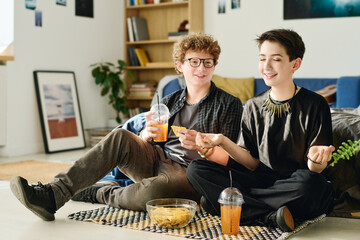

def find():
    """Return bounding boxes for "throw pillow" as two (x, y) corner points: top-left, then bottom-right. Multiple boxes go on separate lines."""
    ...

(212, 75), (254, 103)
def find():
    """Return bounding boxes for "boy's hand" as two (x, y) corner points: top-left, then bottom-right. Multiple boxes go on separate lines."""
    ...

(142, 111), (165, 142)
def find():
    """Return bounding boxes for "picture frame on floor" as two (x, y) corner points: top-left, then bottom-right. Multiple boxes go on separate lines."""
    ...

(34, 70), (86, 153)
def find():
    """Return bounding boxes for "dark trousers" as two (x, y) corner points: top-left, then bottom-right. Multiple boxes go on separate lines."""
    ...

(186, 159), (334, 224)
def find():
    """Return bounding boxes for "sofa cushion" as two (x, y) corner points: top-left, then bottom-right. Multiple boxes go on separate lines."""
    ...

(325, 107), (360, 218)
(212, 75), (254, 103)
(336, 76), (360, 108)
(254, 78), (338, 97)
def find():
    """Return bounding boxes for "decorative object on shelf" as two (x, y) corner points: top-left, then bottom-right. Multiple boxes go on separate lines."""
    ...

(33, 71), (86, 153)
(329, 139), (360, 167)
(90, 60), (135, 124)
(177, 20), (189, 32)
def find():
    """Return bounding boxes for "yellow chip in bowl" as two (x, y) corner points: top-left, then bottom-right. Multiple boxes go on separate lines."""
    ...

(171, 125), (186, 136)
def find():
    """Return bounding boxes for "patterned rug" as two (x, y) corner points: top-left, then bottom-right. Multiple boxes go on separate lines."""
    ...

(68, 205), (326, 240)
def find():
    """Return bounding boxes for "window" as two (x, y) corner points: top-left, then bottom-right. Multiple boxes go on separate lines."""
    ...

(0, 0), (14, 53)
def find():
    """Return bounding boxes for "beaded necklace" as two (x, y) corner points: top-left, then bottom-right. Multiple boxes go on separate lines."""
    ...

(262, 83), (298, 118)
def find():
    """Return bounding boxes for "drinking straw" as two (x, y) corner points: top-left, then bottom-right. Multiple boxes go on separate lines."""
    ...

(229, 169), (233, 233)
(156, 90), (160, 121)
(229, 170), (232, 189)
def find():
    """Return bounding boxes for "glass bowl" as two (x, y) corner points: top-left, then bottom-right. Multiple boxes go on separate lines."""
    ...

(146, 198), (197, 228)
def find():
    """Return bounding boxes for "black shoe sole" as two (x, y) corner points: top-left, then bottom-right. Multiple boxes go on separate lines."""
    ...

(10, 176), (55, 221)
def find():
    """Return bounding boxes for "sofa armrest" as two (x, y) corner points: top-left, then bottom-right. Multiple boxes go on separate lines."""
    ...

(336, 76), (360, 108)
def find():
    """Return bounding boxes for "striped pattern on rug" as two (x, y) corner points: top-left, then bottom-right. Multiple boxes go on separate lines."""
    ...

(68, 205), (325, 240)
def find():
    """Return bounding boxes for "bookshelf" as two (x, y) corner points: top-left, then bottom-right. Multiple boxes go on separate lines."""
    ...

(124, 0), (203, 109)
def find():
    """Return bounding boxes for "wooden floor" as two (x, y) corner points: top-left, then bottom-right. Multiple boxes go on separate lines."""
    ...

(1, 149), (360, 240)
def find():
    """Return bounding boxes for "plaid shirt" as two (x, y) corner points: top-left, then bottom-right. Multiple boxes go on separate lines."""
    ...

(161, 81), (243, 143)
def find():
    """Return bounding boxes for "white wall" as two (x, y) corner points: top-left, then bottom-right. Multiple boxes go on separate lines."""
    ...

(1, 0), (360, 157)
(0, 0), (123, 157)
(0, 67), (6, 146)
(204, 0), (360, 78)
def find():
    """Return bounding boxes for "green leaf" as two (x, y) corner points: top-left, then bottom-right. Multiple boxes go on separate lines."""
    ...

(127, 70), (135, 81)
(101, 87), (109, 96)
(91, 66), (100, 78)
(95, 71), (106, 85)
(101, 65), (110, 73)
(90, 63), (99, 68)
(118, 59), (126, 69)
(112, 87), (119, 97)
(104, 75), (113, 88)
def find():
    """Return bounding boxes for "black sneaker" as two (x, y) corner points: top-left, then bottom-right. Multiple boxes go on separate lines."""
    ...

(71, 184), (105, 203)
(265, 206), (294, 232)
(10, 176), (56, 221)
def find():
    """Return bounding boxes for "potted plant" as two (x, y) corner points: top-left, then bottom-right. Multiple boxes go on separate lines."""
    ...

(90, 59), (135, 124)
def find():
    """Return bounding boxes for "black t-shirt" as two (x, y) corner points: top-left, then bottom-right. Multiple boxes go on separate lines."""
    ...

(237, 87), (333, 176)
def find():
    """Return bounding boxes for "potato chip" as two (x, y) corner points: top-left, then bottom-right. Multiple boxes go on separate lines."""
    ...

(171, 126), (186, 136)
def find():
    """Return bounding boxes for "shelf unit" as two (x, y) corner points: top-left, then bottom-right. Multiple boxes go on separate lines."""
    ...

(124, 0), (203, 108)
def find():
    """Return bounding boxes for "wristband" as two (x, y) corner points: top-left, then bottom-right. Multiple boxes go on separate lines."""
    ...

(198, 148), (210, 158)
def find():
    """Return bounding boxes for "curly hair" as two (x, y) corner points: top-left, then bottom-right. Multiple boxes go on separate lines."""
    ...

(172, 32), (221, 72)
(256, 29), (305, 61)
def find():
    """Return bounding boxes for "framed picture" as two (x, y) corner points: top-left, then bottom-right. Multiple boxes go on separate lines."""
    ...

(284, 0), (360, 20)
(34, 71), (86, 153)
(75, 0), (94, 18)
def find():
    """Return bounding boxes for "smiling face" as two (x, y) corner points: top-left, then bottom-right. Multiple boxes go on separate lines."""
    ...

(176, 50), (215, 88)
(258, 40), (301, 88)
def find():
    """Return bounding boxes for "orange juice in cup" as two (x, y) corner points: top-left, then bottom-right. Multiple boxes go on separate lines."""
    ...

(220, 205), (242, 235)
(153, 124), (168, 142)
(218, 187), (244, 235)
(150, 104), (170, 142)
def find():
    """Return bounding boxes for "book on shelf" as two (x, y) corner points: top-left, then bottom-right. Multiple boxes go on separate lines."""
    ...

(128, 91), (156, 97)
(129, 87), (157, 92)
(127, 17), (135, 42)
(168, 31), (188, 39)
(134, 48), (150, 66)
(131, 16), (150, 41)
(131, 81), (157, 88)
(128, 47), (140, 66)
(127, 0), (155, 6)
(129, 107), (149, 118)
(128, 81), (157, 98)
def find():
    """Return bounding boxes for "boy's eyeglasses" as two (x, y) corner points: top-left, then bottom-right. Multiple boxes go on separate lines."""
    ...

(183, 58), (216, 68)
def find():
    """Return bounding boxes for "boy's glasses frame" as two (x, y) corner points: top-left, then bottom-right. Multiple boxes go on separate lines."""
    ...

(183, 58), (216, 68)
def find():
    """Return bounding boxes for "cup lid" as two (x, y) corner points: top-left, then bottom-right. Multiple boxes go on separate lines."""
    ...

(218, 187), (244, 205)
(150, 103), (170, 118)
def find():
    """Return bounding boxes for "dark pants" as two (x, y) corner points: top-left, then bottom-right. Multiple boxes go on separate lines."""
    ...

(50, 129), (200, 211)
(186, 159), (334, 224)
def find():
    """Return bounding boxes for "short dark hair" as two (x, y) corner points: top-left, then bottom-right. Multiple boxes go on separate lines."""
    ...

(256, 29), (305, 61)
